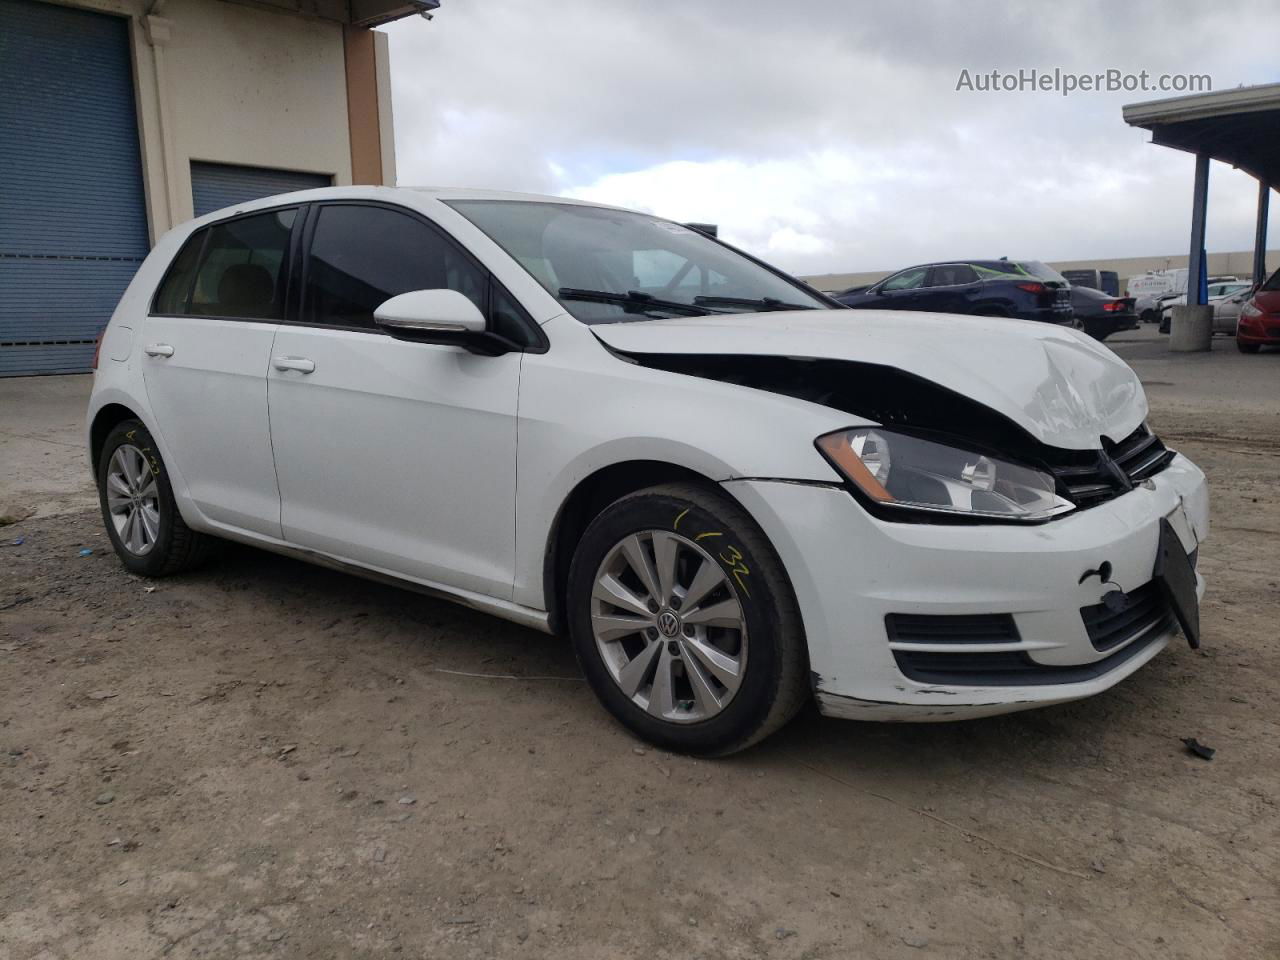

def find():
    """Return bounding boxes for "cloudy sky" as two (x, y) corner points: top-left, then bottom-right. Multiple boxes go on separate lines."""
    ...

(383, 0), (1277, 278)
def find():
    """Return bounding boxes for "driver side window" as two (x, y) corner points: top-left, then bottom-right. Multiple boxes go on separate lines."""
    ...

(880, 267), (928, 292)
(303, 204), (485, 330)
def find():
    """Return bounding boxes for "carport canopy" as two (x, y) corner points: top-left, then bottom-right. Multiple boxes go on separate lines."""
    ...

(1124, 83), (1280, 305)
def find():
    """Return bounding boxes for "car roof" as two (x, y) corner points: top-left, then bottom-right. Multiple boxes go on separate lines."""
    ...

(888, 259), (1039, 271)
(178, 185), (637, 234)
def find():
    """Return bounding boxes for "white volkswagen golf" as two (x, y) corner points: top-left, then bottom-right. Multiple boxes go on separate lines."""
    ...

(88, 187), (1209, 755)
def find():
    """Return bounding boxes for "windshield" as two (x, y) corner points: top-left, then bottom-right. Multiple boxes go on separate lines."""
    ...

(446, 200), (829, 324)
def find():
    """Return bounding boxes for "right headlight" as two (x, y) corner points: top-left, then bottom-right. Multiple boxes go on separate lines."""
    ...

(816, 427), (1075, 522)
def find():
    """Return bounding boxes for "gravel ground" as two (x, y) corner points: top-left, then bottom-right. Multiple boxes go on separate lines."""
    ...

(2, 335), (1278, 959)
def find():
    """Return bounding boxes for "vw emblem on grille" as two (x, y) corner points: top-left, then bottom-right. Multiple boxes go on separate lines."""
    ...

(656, 610), (681, 638)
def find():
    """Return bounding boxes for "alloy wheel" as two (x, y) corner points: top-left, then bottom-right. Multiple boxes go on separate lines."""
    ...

(106, 444), (161, 556)
(590, 529), (747, 724)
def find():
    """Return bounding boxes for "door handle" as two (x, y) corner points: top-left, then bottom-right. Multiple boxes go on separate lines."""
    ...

(273, 356), (315, 374)
(144, 343), (174, 358)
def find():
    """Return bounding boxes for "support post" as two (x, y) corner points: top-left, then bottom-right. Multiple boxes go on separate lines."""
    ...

(1187, 152), (1210, 306)
(1171, 153), (1214, 352)
(1253, 181), (1270, 286)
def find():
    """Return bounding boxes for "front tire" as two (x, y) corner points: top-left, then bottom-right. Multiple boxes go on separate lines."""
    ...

(1237, 340), (1261, 354)
(97, 419), (215, 576)
(566, 483), (808, 756)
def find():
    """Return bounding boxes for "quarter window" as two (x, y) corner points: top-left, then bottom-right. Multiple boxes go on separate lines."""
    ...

(153, 230), (206, 314)
(303, 205), (486, 329)
(490, 281), (535, 344)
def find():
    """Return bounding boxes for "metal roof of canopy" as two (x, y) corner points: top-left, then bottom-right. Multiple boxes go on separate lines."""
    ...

(1123, 83), (1280, 185)
(222, 0), (422, 27)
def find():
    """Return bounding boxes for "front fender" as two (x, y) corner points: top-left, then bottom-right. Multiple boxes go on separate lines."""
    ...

(510, 317), (856, 608)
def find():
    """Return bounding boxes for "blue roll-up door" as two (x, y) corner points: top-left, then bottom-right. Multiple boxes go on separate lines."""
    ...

(191, 162), (332, 218)
(0, 0), (150, 377)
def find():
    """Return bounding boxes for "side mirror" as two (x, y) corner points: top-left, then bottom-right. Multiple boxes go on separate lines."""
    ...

(373, 289), (509, 355)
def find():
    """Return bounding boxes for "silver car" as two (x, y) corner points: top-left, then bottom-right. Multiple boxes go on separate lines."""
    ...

(1213, 283), (1257, 335)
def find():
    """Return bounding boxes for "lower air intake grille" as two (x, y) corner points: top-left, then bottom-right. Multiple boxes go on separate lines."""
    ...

(891, 626), (1167, 686)
(885, 613), (1019, 645)
(1080, 580), (1174, 652)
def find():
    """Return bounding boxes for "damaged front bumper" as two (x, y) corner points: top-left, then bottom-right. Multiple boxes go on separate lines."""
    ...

(723, 454), (1209, 722)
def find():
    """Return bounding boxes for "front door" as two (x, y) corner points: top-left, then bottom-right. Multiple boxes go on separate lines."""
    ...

(141, 207), (298, 537)
(872, 266), (929, 309)
(267, 203), (522, 599)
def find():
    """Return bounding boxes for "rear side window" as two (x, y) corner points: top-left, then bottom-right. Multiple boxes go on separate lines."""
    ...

(928, 264), (978, 286)
(187, 209), (297, 319)
(303, 205), (486, 329)
(153, 231), (205, 314)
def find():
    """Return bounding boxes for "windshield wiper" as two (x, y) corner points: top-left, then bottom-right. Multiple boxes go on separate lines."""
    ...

(692, 295), (817, 312)
(558, 288), (718, 317)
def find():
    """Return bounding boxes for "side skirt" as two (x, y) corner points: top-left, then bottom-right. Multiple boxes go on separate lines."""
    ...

(199, 523), (553, 635)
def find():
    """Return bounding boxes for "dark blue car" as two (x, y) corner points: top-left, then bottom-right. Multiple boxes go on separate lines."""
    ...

(835, 259), (1073, 324)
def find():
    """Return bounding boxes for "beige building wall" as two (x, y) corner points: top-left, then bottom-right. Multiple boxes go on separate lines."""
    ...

(804, 249), (1279, 293)
(36, 0), (395, 244)
(146, 0), (353, 230)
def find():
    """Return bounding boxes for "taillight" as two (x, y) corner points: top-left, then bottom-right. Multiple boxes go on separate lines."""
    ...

(1016, 282), (1046, 294)
(91, 332), (104, 370)
(1103, 301), (1125, 312)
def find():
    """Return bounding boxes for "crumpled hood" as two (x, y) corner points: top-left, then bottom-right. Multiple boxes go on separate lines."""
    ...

(594, 310), (1147, 450)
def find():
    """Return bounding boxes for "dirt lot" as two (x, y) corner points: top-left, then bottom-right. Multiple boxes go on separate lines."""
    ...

(2, 329), (1278, 959)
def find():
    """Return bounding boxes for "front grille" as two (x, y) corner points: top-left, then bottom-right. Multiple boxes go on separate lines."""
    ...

(885, 613), (1019, 645)
(1080, 580), (1173, 652)
(892, 626), (1165, 686)
(1048, 424), (1175, 509)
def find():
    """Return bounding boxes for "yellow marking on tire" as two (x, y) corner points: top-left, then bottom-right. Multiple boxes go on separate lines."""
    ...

(718, 545), (751, 598)
(694, 531), (722, 541)
(674, 508), (689, 530)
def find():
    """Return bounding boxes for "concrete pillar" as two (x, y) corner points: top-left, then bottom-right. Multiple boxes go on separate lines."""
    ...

(1173, 152), (1213, 352)
(1170, 304), (1213, 351)
(1186, 153), (1210, 306)
(1253, 181), (1270, 286)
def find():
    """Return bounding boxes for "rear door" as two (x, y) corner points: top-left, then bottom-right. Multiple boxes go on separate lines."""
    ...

(141, 208), (298, 537)
(266, 202), (524, 599)
(918, 263), (981, 314)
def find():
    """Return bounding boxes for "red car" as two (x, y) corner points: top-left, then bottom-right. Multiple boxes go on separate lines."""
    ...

(1237, 268), (1280, 353)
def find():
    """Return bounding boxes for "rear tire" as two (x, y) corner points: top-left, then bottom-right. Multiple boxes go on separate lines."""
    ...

(97, 419), (216, 576)
(566, 482), (808, 756)
(1237, 341), (1261, 354)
